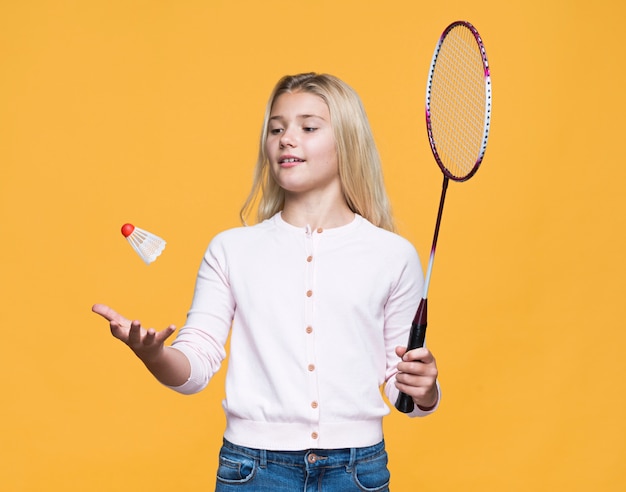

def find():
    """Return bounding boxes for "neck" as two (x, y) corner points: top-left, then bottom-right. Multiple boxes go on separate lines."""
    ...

(281, 194), (354, 230)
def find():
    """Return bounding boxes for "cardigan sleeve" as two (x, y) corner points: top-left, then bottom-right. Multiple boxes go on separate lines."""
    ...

(167, 235), (235, 395)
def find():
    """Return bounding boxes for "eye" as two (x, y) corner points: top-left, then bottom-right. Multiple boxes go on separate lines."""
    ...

(303, 127), (318, 132)
(269, 127), (283, 135)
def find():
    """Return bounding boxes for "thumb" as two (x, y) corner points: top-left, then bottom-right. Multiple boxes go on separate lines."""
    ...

(395, 346), (408, 359)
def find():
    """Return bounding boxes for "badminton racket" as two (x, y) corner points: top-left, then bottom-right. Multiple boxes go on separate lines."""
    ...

(396, 21), (492, 413)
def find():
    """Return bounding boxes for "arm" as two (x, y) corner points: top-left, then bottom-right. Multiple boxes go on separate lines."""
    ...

(92, 303), (191, 387)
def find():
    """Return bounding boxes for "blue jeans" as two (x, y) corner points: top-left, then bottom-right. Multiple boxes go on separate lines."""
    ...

(214, 439), (391, 491)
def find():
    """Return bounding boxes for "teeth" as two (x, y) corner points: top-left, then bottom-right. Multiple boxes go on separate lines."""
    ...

(282, 158), (302, 163)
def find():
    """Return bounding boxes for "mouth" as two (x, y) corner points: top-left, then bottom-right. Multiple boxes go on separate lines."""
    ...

(278, 156), (305, 167)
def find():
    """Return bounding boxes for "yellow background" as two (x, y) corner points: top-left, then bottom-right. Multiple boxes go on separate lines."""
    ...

(1, 1), (624, 490)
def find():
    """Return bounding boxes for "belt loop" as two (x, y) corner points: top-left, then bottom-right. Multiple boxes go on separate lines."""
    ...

(347, 447), (357, 472)
(260, 449), (267, 468)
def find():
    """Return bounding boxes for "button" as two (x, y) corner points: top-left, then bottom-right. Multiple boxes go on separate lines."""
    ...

(311, 432), (319, 440)
(306, 290), (313, 297)
(306, 255), (313, 262)
(308, 364), (315, 371)
(316, 228), (323, 233)
(305, 326), (313, 334)
(311, 401), (318, 409)
(308, 453), (318, 464)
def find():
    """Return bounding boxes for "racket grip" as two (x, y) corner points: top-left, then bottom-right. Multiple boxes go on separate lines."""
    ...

(394, 299), (428, 413)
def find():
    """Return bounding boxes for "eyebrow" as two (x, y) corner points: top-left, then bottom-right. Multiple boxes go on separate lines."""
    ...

(269, 114), (327, 122)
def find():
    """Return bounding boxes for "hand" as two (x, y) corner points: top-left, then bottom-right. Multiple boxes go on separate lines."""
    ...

(395, 346), (439, 410)
(92, 303), (176, 364)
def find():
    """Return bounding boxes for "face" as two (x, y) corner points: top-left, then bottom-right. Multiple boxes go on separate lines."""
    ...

(266, 91), (340, 198)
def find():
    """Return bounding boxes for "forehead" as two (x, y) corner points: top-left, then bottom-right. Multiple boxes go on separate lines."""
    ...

(270, 91), (329, 118)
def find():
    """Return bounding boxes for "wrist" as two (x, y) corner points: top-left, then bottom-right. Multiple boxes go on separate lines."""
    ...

(136, 345), (166, 366)
(416, 401), (437, 411)
(415, 388), (438, 411)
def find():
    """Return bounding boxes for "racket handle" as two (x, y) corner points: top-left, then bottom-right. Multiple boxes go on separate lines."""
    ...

(394, 298), (428, 413)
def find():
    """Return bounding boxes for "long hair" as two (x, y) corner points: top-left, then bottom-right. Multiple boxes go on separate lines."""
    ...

(240, 73), (395, 231)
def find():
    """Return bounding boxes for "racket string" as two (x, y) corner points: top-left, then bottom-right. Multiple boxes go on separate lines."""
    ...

(429, 25), (488, 180)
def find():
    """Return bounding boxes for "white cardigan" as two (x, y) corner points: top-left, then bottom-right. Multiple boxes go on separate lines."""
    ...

(169, 212), (439, 450)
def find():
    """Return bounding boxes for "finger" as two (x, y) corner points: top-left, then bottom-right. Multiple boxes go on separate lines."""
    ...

(395, 376), (425, 395)
(395, 366), (437, 390)
(128, 320), (142, 346)
(143, 328), (156, 346)
(397, 363), (437, 383)
(403, 347), (434, 364)
(92, 304), (129, 325)
(397, 360), (438, 382)
(395, 377), (438, 408)
(395, 376), (424, 398)
(396, 367), (438, 391)
(154, 325), (177, 344)
(395, 346), (408, 359)
(142, 325), (176, 346)
(109, 321), (128, 341)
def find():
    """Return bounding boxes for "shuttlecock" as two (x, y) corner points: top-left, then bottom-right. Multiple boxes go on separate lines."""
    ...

(121, 223), (166, 265)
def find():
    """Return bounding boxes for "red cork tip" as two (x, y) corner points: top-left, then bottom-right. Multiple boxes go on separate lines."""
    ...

(121, 223), (135, 238)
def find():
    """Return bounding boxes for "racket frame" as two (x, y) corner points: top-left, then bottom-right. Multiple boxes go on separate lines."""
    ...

(425, 20), (492, 183)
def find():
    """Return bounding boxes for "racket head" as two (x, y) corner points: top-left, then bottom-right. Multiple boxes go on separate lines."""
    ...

(425, 21), (492, 182)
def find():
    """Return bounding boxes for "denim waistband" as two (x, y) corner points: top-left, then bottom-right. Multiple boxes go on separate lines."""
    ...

(221, 438), (386, 470)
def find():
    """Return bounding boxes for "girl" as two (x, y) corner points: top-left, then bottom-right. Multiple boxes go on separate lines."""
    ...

(93, 72), (439, 491)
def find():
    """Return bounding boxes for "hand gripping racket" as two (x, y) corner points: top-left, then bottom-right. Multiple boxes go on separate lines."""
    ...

(395, 21), (492, 413)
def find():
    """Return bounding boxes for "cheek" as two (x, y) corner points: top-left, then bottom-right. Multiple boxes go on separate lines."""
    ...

(264, 138), (272, 158)
(323, 144), (339, 169)
(267, 159), (277, 179)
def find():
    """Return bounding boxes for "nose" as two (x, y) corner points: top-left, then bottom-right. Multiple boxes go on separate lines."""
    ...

(279, 128), (296, 148)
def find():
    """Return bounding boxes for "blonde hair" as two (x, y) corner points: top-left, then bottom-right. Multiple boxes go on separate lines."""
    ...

(240, 73), (395, 231)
